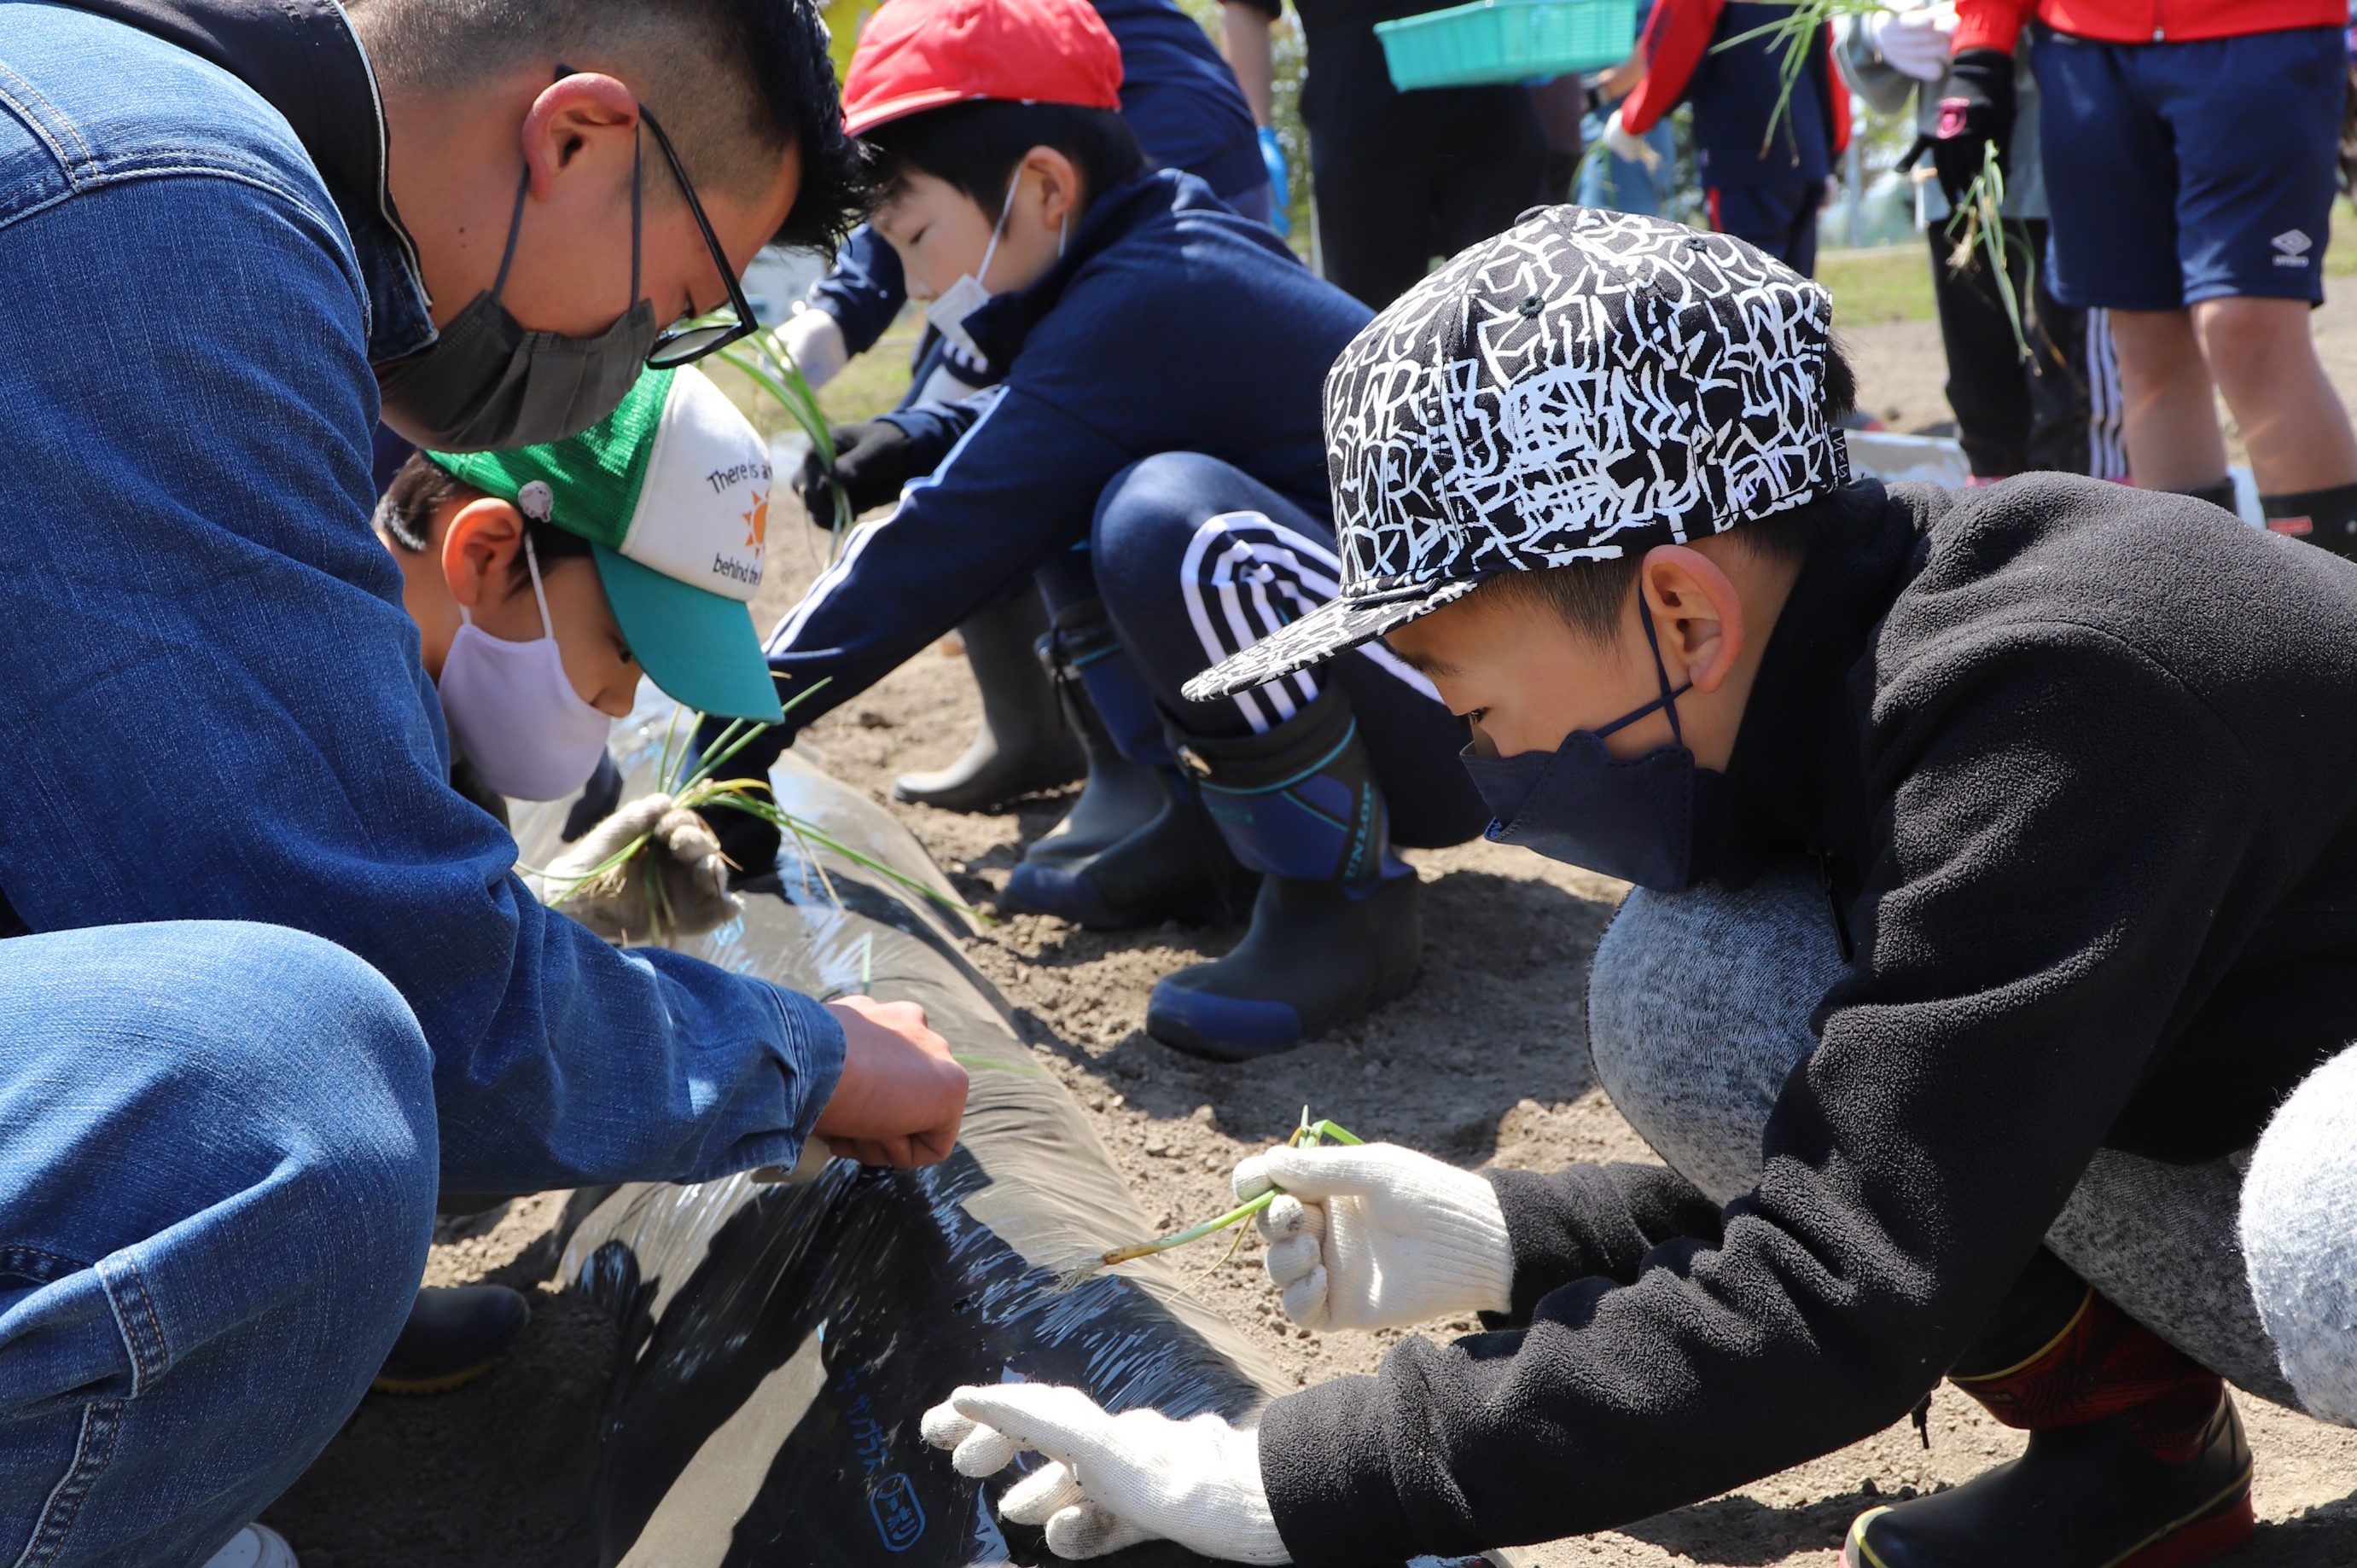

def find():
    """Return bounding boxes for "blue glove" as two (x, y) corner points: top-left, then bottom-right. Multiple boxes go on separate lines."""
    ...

(1257, 125), (1291, 238)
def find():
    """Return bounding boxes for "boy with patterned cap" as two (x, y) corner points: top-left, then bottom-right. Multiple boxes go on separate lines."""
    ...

(377, 363), (785, 938)
(724, 0), (1494, 1061)
(918, 208), (2357, 1568)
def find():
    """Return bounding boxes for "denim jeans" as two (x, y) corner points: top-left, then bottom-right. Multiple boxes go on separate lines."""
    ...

(1, 923), (439, 1567)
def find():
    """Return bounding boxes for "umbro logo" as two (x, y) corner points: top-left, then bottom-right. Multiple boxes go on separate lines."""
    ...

(2273, 229), (2313, 267)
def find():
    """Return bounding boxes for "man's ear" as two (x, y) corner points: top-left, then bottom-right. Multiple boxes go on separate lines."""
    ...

(520, 72), (639, 201)
(1638, 543), (1746, 693)
(442, 498), (527, 612)
(1021, 147), (1086, 236)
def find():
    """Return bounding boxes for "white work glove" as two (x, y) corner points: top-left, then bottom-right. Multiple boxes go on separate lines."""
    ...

(1233, 1141), (1514, 1333)
(1865, 3), (1958, 81)
(542, 792), (740, 942)
(775, 302), (849, 389)
(922, 1384), (1289, 1563)
(1603, 108), (1663, 172)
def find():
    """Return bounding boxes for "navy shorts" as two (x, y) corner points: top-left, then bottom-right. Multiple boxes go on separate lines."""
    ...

(2034, 25), (2347, 310)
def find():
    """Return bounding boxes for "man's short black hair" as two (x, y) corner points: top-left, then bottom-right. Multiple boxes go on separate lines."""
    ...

(351, 0), (864, 253)
(1475, 338), (1862, 641)
(863, 100), (1145, 218)
(375, 453), (595, 593)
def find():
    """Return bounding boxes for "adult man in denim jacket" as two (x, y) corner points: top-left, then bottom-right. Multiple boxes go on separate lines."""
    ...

(0, 3), (967, 1562)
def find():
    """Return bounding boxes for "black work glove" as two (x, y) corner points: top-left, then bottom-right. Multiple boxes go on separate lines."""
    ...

(690, 710), (793, 886)
(798, 418), (924, 526)
(1898, 49), (2015, 210)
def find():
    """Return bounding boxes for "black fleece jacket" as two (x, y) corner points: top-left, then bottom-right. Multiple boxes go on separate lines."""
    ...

(1259, 474), (2357, 1561)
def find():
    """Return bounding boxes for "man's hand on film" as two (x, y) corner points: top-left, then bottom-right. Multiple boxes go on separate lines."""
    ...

(1231, 1141), (1515, 1333)
(544, 793), (739, 942)
(814, 994), (966, 1167)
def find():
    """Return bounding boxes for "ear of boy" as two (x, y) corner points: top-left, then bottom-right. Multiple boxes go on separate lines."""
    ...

(441, 497), (529, 619)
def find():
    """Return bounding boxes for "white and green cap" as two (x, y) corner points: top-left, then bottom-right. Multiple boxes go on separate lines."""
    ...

(428, 367), (783, 723)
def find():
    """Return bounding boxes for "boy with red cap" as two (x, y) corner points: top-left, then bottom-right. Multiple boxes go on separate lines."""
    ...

(720, 0), (1493, 1062)
(773, 0), (1272, 821)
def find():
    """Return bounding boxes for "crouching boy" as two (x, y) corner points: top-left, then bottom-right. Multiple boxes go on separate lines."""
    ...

(917, 210), (2357, 1568)
(350, 365), (794, 1393)
(728, 0), (1489, 1061)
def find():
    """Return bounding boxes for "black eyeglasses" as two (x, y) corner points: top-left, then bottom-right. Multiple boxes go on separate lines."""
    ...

(637, 102), (759, 369)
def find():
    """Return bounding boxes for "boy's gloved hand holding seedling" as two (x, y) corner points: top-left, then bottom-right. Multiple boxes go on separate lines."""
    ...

(544, 793), (739, 942)
(1233, 1141), (1514, 1332)
(921, 1384), (1289, 1563)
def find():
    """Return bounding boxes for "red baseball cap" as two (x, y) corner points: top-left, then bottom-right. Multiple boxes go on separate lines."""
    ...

(841, 0), (1124, 137)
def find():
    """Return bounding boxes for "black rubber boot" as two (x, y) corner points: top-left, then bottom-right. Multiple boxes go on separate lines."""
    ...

(1844, 1286), (2255, 1568)
(892, 590), (1082, 812)
(371, 1284), (532, 1395)
(1002, 601), (1256, 927)
(1147, 687), (1422, 1061)
(2261, 480), (2357, 560)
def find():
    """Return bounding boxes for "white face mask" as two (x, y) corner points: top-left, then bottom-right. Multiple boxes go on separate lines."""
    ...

(437, 535), (614, 801)
(924, 173), (1068, 364)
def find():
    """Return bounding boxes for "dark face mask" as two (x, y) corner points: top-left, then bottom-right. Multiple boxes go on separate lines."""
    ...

(376, 134), (659, 452)
(1458, 597), (1724, 891)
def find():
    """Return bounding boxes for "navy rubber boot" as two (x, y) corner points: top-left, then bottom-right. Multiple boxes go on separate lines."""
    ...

(371, 1284), (532, 1395)
(1002, 598), (1255, 927)
(1147, 686), (1421, 1061)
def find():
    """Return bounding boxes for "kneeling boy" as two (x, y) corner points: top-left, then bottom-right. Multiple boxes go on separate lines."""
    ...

(733, 0), (1488, 1060)
(359, 364), (793, 1390)
(921, 211), (2357, 1568)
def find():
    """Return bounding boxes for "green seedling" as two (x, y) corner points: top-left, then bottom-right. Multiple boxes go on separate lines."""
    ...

(711, 325), (857, 561)
(1055, 1109), (1365, 1292)
(528, 678), (993, 940)
(1941, 142), (2037, 362)
(1704, 12), (2040, 360)
(1714, 0), (1894, 157)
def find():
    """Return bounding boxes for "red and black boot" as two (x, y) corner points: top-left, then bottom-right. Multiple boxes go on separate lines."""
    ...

(1847, 1273), (2254, 1568)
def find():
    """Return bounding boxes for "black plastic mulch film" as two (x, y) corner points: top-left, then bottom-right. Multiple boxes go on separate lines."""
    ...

(512, 699), (1507, 1568)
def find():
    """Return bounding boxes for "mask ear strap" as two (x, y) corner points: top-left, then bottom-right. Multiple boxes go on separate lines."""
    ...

(629, 121), (644, 304)
(1590, 593), (1695, 745)
(522, 533), (557, 641)
(1637, 595), (1685, 746)
(491, 164), (531, 302)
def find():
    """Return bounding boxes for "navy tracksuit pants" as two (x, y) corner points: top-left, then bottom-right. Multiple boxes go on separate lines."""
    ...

(1033, 451), (1490, 851)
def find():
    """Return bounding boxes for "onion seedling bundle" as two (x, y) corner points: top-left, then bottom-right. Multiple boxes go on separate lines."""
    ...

(531, 680), (991, 941)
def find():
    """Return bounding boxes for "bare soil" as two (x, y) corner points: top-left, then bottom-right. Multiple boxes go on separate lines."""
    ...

(265, 307), (2357, 1568)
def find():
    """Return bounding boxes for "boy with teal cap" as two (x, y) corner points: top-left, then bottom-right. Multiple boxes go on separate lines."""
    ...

(393, 361), (786, 780)
(365, 363), (794, 1388)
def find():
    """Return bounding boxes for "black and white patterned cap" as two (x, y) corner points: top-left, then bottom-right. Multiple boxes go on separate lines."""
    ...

(1184, 207), (1849, 701)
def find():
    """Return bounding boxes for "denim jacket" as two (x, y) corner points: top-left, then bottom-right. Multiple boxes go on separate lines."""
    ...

(0, 2), (844, 1190)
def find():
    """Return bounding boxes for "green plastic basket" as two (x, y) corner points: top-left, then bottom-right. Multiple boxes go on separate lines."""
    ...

(1374, 0), (1638, 90)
